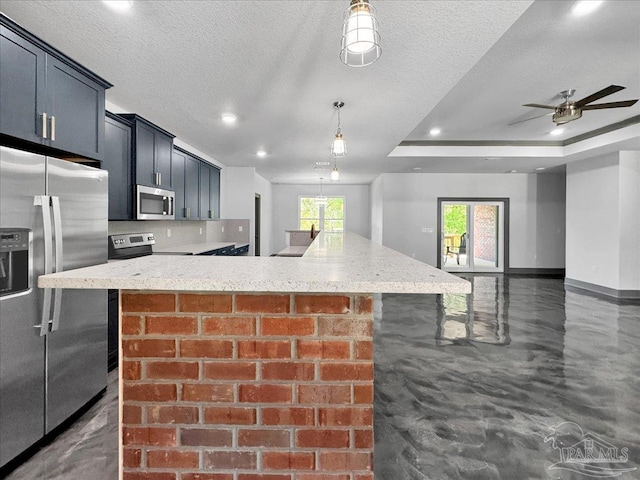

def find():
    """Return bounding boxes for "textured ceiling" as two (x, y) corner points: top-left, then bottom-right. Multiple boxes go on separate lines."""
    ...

(1, 1), (638, 183)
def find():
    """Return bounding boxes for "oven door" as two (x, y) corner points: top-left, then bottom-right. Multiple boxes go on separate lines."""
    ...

(136, 185), (175, 220)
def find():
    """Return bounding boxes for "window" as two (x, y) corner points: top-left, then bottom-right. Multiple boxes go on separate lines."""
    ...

(299, 196), (345, 232)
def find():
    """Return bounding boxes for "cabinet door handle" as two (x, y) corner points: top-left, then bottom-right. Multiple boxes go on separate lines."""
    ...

(42, 112), (48, 139)
(50, 116), (56, 141)
(155, 172), (162, 186)
(187, 207), (191, 218)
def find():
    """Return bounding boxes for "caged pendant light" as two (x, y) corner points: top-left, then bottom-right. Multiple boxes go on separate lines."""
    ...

(331, 101), (347, 158)
(340, 0), (381, 67)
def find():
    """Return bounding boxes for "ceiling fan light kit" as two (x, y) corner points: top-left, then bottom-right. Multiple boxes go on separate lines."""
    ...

(523, 85), (638, 125)
(340, 0), (381, 67)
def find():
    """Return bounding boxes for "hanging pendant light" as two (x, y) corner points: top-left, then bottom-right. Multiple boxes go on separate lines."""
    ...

(315, 177), (328, 206)
(331, 162), (340, 181)
(340, 0), (381, 67)
(331, 101), (347, 158)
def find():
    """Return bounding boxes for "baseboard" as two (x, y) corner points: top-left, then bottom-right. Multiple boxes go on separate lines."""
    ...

(506, 268), (566, 277)
(564, 278), (640, 300)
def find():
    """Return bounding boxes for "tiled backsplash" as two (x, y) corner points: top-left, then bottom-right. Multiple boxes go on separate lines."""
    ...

(108, 219), (250, 250)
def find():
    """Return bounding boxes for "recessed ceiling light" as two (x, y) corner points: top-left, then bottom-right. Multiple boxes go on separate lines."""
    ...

(315, 161), (331, 166)
(429, 127), (441, 136)
(535, 167), (546, 171)
(572, 0), (603, 16)
(413, 167), (422, 171)
(550, 127), (564, 136)
(509, 170), (518, 173)
(221, 113), (237, 124)
(102, 0), (134, 12)
(256, 150), (267, 157)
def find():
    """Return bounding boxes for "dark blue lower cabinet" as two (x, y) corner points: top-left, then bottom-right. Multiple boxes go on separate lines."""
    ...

(233, 245), (249, 256)
(197, 246), (241, 256)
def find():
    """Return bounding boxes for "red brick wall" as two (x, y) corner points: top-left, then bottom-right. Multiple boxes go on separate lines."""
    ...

(120, 291), (374, 480)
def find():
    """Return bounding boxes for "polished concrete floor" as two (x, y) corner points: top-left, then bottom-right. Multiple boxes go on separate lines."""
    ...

(4, 276), (639, 480)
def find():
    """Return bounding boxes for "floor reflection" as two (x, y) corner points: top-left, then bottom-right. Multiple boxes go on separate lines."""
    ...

(436, 276), (510, 346)
(374, 276), (640, 480)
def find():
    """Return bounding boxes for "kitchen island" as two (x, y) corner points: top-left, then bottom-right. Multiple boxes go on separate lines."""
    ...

(39, 232), (470, 480)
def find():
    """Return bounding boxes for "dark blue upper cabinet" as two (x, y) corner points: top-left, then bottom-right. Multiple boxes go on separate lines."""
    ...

(119, 114), (175, 190)
(0, 24), (46, 145)
(0, 14), (111, 160)
(184, 155), (200, 219)
(172, 147), (202, 221)
(104, 113), (133, 220)
(172, 148), (187, 220)
(199, 161), (221, 220)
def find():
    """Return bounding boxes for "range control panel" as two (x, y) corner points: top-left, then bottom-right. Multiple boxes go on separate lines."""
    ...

(108, 233), (155, 260)
(109, 233), (155, 250)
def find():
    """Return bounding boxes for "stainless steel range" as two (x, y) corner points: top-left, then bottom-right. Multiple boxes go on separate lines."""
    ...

(106, 233), (156, 371)
(107, 232), (155, 260)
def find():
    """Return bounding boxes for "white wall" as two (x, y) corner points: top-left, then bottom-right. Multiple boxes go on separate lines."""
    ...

(566, 154), (621, 289)
(370, 175), (383, 245)
(618, 151), (640, 289)
(220, 167), (273, 256)
(566, 151), (640, 291)
(270, 184), (371, 254)
(377, 172), (566, 268)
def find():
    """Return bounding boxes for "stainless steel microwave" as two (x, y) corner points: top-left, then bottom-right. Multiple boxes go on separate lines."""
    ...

(136, 185), (175, 220)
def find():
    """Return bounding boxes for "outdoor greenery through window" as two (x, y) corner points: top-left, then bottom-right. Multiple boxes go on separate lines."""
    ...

(299, 196), (345, 233)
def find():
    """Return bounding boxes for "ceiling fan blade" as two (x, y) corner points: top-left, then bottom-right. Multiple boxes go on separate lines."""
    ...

(582, 99), (638, 110)
(523, 103), (556, 109)
(508, 112), (553, 125)
(574, 85), (625, 108)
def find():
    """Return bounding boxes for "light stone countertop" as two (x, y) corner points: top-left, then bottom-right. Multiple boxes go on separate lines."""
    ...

(276, 246), (309, 257)
(39, 232), (471, 294)
(153, 241), (236, 255)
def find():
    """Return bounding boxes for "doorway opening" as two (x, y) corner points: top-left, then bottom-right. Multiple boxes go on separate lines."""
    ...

(254, 194), (261, 257)
(437, 198), (509, 273)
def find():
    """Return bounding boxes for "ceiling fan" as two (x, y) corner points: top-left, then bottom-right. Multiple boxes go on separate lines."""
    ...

(515, 85), (638, 125)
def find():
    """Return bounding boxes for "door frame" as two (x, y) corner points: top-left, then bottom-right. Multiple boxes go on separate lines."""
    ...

(436, 197), (510, 271)
(254, 193), (261, 257)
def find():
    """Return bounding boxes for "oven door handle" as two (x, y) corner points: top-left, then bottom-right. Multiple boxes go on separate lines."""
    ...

(33, 195), (53, 336)
(50, 196), (63, 332)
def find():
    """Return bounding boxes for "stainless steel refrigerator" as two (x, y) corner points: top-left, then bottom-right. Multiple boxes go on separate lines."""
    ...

(0, 146), (108, 469)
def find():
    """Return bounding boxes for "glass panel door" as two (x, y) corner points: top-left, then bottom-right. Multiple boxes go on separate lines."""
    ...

(442, 203), (469, 268)
(441, 201), (504, 273)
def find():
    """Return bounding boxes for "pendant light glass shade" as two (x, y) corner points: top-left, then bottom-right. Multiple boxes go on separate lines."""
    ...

(331, 101), (347, 158)
(340, 0), (381, 67)
(331, 133), (346, 157)
(331, 164), (340, 181)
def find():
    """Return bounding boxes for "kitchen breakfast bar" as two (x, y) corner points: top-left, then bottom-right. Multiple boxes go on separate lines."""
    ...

(39, 232), (470, 480)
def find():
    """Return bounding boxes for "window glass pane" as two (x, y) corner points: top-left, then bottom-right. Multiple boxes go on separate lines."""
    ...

(300, 219), (319, 230)
(324, 219), (344, 232)
(324, 197), (344, 220)
(299, 197), (320, 230)
(298, 196), (345, 233)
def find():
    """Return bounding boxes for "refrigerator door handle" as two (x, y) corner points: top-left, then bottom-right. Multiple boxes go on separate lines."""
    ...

(50, 196), (63, 332)
(34, 195), (53, 336)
